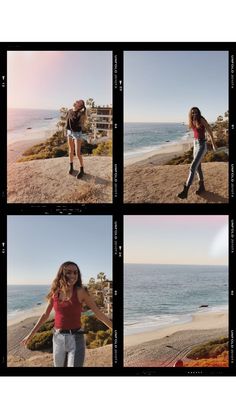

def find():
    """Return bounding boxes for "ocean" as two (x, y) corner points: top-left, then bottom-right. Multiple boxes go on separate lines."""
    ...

(8, 285), (51, 321)
(8, 108), (60, 144)
(124, 264), (228, 336)
(124, 122), (192, 161)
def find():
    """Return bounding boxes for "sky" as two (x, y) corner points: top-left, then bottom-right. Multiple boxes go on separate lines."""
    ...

(7, 216), (112, 285)
(7, 51), (112, 109)
(124, 215), (228, 266)
(124, 51), (228, 123)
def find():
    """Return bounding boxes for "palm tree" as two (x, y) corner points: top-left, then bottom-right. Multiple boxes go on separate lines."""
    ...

(97, 272), (106, 287)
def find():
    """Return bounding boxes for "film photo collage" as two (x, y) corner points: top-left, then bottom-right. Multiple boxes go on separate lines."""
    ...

(0, 43), (235, 376)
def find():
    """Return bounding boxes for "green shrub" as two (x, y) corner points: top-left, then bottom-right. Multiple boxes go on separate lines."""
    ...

(81, 314), (108, 332)
(27, 330), (53, 351)
(203, 151), (228, 162)
(92, 140), (112, 156)
(38, 319), (54, 332)
(187, 337), (228, 360)
(90, 339), (103, 349)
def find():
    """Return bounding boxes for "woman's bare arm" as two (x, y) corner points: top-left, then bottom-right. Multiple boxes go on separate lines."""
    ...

(201, 118), (216, 150)
(20, 299), (54, 346)
(78, 288), (112, 329)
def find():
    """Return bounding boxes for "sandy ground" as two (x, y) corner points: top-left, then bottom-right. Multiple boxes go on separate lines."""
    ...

(124, 311), (228, 367)
(7, 315), (112, 367)
(124, 158), (228, 203)
(7, 140), (112, 203)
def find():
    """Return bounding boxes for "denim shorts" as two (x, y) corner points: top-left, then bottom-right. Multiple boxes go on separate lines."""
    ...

(67, 129), (82, 140)
(53, 329), (85, 367)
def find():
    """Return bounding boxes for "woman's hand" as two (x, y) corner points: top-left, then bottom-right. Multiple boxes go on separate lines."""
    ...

(20, 334), (33, 347)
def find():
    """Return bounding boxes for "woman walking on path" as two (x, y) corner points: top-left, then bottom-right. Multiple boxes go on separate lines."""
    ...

(21, 261), (112, 367)
(178, 107), (216, 199)
(66, 100), (87, 179)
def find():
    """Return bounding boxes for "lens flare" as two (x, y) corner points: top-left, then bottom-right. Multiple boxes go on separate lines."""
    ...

(209, 224), (228, 258)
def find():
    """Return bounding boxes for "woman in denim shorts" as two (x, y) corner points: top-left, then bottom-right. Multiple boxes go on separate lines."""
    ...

(178, 107), (217, 199)
(21, 261), (112, 367)
(66, 100), (87, 179)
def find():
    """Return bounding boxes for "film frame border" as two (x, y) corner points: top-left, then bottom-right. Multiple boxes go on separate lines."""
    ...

(0, 41), (235, 376)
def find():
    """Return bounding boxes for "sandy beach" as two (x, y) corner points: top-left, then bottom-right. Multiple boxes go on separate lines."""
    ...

(124, 311), (228, 367)
(7, 140), (112, 203)
(7, 314), (112, 367)
(124, 139), (193, 167)
(124, 154), (228, 203)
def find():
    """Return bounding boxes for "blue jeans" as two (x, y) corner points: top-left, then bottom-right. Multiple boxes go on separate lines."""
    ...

(186, 139), (207, 187)
(53, 330), (85, 367)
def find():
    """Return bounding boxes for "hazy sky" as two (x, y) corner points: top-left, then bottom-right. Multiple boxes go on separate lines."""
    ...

(124, 215), (228, 265)
(8, 216), (112, 285)
(124, 51), (228, 122)
(8, 51), (112, 109)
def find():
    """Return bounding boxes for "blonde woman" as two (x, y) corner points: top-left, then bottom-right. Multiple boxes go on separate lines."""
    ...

(178, 107), (216, 199)
(66, 100), (87, 178)
(21, 261), (112, 367)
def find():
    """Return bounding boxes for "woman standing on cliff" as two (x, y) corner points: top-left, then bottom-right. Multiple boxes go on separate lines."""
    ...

(177, 107), (216, 199)
(66, 100), (87, 179)
(21, 261), (112, 367)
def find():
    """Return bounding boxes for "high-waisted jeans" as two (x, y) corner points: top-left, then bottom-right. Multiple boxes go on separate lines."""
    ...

(53, 330), (85, 367)
(186, 139), (207, 187)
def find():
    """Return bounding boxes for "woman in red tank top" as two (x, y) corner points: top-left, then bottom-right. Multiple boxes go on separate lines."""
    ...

(21, 261), (112, 367)
(178, 107), (216, 199)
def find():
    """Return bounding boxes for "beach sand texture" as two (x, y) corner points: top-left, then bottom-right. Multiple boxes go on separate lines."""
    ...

(124, 311), (228, 367)
(8, 316), (112, 367)
(8, 153), (112, 204)
(124, 159), (228, 203)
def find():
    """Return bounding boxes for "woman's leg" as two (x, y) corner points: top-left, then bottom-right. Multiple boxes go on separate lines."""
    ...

(67, 334), (85, 367)
(53, 333), (67, 367)
(75, 139), (84, 168)
(68, 137), (75, 174)
(196, 163), (204, 182)
(186, 141), (207, 187)
(75, 139), (84, 178)
(68, 137), (75, 163)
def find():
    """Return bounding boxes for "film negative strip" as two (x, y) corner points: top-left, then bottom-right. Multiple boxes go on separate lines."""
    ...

(0, 42), (235, 376)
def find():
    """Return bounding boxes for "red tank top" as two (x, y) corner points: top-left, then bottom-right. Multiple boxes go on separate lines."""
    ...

(192, 124), (205, 139)
(53, 286), (82, 329)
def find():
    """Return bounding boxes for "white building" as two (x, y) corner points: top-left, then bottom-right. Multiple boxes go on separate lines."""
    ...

(88, 106), (112, 143)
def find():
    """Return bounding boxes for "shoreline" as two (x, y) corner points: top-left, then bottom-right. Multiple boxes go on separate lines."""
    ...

(125, 310), (228, 347)
(8, 303), (49, 326)
(124, 138), (193, 167)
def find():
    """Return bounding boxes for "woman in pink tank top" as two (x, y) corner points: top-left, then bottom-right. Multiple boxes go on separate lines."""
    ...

(178, 107), (216, 199)
(20, 261), (112, 367)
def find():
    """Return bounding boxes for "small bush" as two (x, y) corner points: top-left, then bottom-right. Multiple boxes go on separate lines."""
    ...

(27, 330), (53, 351)
(187, 337), (228, 360)
(81, 314), (108, 332)
(38, 319), (54, 332)
(92, 141), (112, 156)
(203, 151), (228, 162)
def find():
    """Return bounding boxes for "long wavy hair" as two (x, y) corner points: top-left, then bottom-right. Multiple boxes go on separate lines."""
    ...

(189, 107), (205, 129)
(74, 99), (87, 130)
(47, 261), (82, 301)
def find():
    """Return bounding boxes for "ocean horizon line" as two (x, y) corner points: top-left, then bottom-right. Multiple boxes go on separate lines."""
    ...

(125, 121), (186, 124)
(124, 262), (228, 267)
